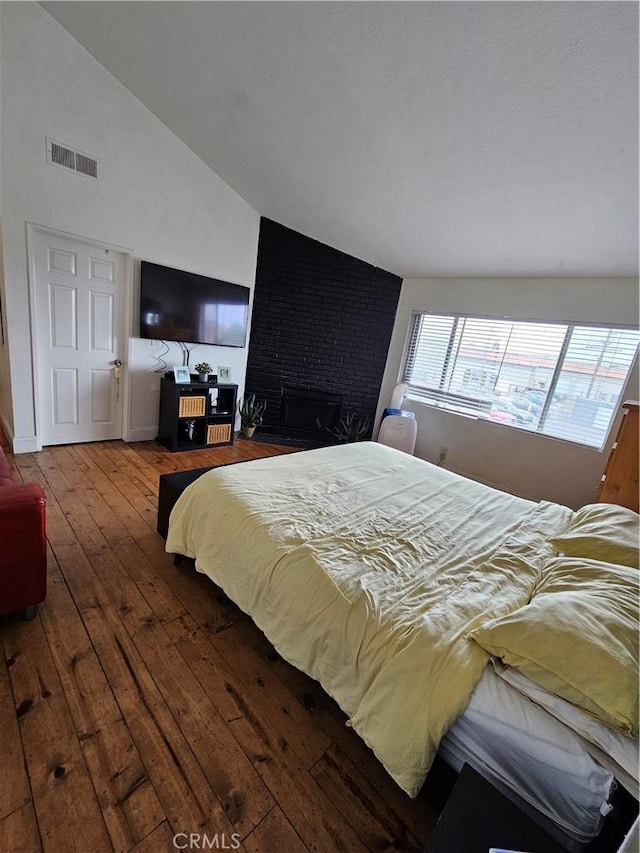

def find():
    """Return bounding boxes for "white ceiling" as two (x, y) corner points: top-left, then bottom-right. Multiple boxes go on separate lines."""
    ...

(42, 1), (638, 278)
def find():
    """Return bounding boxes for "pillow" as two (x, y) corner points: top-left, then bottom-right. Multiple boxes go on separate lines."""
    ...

(549, 503), (639, 569)
(470, 557), (639, 736)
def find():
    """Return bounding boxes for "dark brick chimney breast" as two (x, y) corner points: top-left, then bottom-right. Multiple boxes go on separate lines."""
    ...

(245, 219), (402, 440)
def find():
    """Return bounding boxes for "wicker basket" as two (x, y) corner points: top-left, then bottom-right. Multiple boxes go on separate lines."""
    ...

(178, 396), (206, 418)
(206, 423), (232, 445)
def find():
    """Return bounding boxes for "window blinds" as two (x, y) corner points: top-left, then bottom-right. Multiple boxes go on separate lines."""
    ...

(402, 313), (639, 449)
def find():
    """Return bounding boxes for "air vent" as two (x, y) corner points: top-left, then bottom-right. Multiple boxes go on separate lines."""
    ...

(46, 137), (99, 180)
(75, 153), (98, 179)
(51, 141), (75, 170)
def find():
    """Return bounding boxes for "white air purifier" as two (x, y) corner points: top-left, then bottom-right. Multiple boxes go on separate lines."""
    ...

(377, 414), (418, 454)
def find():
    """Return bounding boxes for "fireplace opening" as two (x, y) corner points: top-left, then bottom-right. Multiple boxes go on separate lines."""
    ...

(279, 386), (343, 437)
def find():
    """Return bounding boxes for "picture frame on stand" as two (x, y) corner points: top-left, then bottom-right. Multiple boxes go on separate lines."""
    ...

(173, 366), (191, 383)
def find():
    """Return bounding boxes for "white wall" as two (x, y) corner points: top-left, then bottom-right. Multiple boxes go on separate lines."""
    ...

(0, 3), (260, 450)
(378, 277), (639, 509)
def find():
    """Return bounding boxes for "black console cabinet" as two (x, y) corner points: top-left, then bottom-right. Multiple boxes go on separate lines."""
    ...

(157, 378), (238, 452)
(425, 764), (566, 853)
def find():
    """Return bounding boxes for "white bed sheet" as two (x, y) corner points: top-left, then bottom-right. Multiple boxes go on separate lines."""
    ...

(492, 660), (639, 800)
(439, 665), (616, 846)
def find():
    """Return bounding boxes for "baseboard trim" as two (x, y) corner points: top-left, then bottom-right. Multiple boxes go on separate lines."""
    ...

(12, 434), (40, 454)
(1, 409), (43, 453)
(127, 426), (158, 443)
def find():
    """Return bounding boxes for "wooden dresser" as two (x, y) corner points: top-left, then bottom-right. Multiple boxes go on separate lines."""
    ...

(596, 401), (639, 512)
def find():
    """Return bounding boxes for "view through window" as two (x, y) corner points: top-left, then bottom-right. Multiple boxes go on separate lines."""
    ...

(402, 313), (639, 448)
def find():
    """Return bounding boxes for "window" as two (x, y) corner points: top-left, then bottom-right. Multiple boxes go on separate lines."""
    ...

(402, 313), (639, 449)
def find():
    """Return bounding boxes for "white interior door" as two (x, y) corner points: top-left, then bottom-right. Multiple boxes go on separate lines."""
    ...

(32, 230), (125, 446)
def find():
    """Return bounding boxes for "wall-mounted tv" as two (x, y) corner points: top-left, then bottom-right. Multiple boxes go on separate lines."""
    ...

(139, 260), (250, 347)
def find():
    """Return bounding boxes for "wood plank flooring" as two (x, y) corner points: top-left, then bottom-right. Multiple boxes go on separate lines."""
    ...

(0, 438), (437, 853)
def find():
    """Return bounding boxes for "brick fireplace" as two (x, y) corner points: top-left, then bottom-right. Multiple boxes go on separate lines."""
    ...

(244, 219), (402, 442)
(279, 387), (343, 439)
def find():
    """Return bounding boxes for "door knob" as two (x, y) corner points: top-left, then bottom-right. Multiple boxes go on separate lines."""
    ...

(112, 359), (123, 400)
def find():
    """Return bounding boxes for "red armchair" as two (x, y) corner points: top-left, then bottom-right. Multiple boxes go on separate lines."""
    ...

(0, 446), (47, 619)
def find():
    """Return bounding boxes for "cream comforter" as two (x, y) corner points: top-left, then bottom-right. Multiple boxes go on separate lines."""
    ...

(166, 442), (572, 796)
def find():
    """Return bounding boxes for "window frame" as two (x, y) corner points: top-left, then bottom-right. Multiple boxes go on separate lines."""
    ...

(400, 310), (640, 451)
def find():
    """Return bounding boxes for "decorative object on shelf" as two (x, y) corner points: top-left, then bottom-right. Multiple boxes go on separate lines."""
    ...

(173, 365), (191, 383)
(194, 362), (213, 382)
(330, 411), (370, 443)
(217, 366), (231, 382)
(238, 393), (267, 438)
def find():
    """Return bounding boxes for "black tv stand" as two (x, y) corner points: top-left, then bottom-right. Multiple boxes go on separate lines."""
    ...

(156, 378), (238, 452)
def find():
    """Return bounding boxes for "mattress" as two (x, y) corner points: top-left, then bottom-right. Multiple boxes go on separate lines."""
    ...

(439, 665), (616, 847)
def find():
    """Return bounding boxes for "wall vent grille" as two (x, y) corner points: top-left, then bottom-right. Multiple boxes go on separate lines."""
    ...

(46, 138), (99, 180)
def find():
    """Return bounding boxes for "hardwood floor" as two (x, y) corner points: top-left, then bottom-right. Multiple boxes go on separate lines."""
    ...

(0, 438), (437, 853)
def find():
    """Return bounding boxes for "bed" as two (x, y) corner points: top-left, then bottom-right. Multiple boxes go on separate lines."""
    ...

(165, 440), (639, 848)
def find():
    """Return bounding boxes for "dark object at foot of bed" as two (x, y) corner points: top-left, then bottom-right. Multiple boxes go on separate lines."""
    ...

(173, 554), (195, 567)
(158, 466), (214, 539)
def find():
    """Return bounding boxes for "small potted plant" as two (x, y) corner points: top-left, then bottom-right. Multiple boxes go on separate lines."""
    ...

(329, 411), (371, 443)
(194, 362), (212, 382)
(238, 393), (267, 438)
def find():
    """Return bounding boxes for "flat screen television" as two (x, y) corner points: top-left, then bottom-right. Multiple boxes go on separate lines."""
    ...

(139, 260), (250, 347)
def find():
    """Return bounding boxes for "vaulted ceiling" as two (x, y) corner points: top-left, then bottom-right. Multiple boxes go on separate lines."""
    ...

(42, 1), (638, 278)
